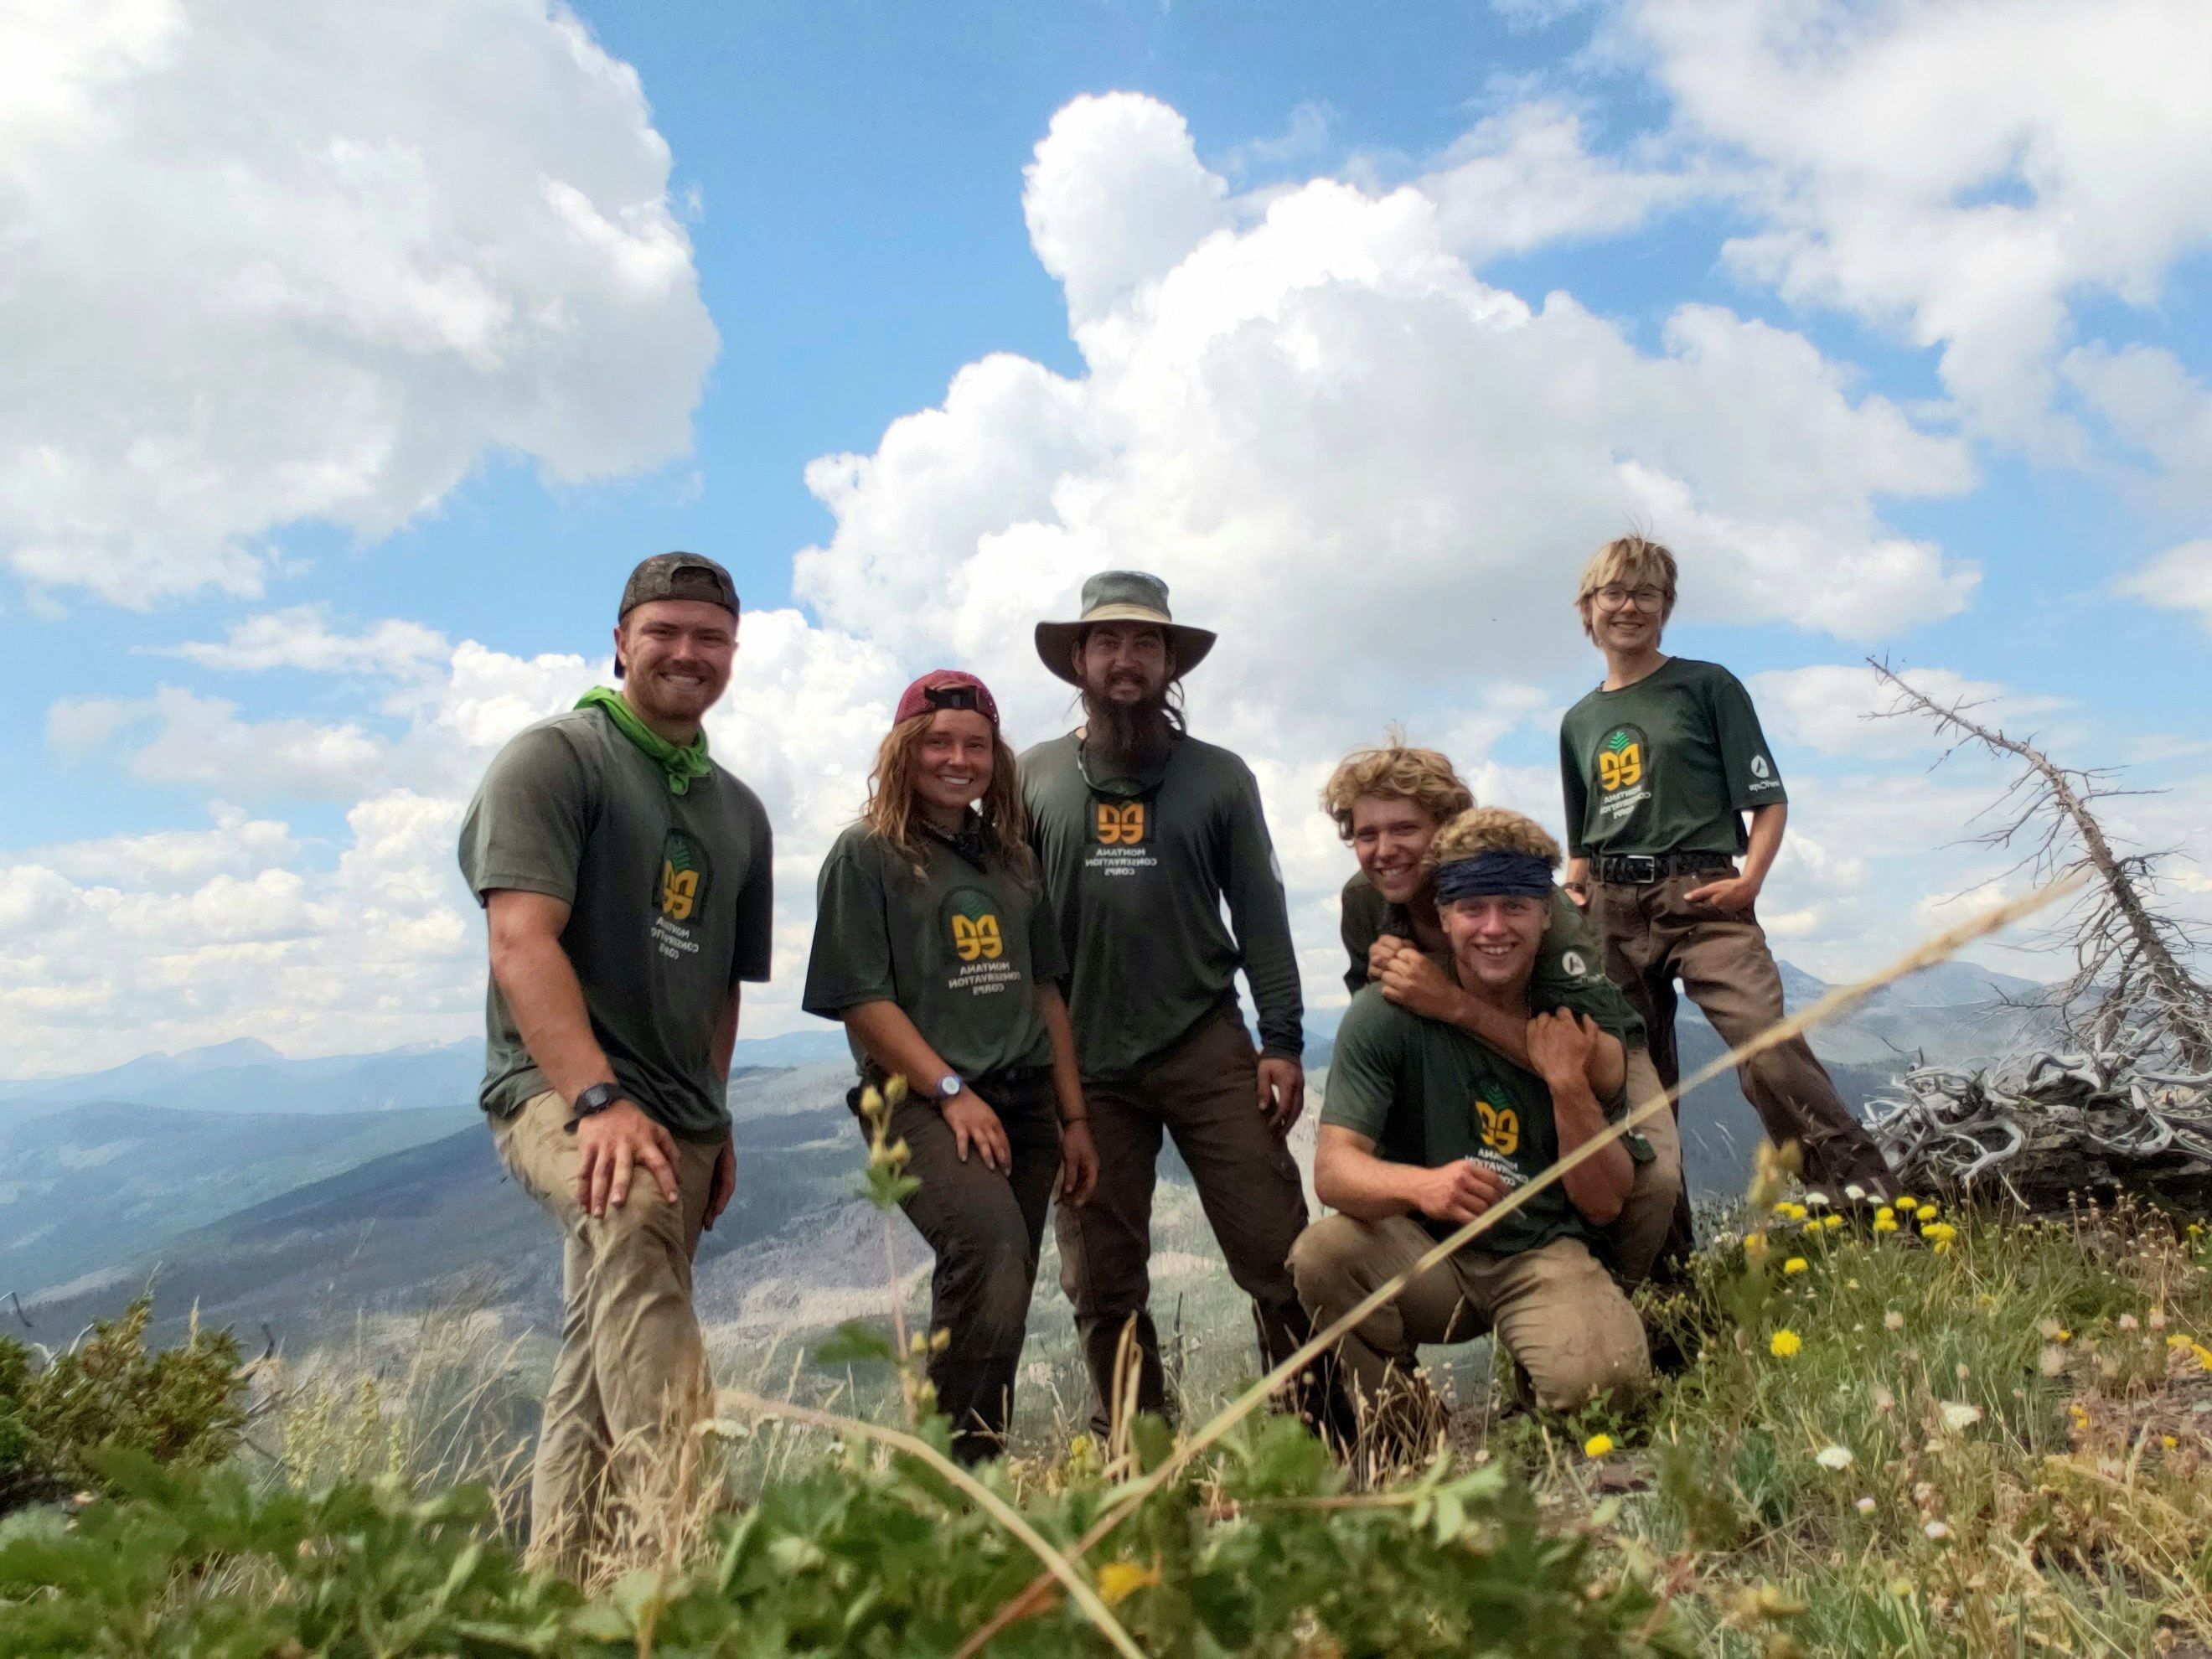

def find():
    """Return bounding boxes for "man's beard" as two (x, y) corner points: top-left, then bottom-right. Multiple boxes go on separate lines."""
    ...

(1082, 683), (1177, 770)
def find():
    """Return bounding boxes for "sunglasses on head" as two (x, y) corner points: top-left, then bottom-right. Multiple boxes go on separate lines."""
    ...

(923, 684), (983, 712)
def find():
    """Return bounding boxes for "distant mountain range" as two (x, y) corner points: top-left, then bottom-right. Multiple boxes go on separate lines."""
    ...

(3, 959), (2049, 1348)
(0, 1028), (854, 1119)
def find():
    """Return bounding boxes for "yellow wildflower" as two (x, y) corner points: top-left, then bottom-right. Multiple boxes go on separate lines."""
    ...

(1784, 1257), (1809, 1275)
(1894, 1193), (1916, 1212)
(1584, 1433), (1615, 1459)
(1770, 1329), (1803, 1358)
(1873, 1207), (1899, 1234)
(1921, 1222), (1957, 1245)
(1823, 1213), (1845, 1230)
(1097, 1558), (1162, 1607)
(1915, 1203), (1939, 1222)
(2163, 1434), (2179, 1449)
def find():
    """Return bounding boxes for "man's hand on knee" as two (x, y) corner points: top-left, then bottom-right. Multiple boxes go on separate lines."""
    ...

(575, 1100), (680, 1218)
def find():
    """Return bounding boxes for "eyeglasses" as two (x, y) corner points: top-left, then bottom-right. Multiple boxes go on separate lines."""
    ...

(1592, 583), (1667, 612)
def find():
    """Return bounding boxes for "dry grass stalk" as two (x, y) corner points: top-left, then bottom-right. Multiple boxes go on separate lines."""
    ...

(711, 1387), (1147, 1659)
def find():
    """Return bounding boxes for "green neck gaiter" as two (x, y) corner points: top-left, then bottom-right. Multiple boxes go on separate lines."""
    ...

(576, 687), (714, 795)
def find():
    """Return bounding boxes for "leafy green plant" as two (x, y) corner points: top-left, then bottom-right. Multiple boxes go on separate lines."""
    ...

(0, 1296), (244, 1512)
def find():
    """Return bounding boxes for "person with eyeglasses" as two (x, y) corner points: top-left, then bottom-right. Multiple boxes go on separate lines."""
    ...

(1558, 537), (1894, 1263)
(803, 670), (1099, 1464)
(1020, 571), (1336, 1441)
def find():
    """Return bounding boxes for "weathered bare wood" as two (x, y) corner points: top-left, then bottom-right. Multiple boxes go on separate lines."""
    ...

(1868, 656), (2212, 1071)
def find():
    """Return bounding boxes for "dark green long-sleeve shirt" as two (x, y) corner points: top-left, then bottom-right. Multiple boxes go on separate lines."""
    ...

(1020, 731), (1303, 1081)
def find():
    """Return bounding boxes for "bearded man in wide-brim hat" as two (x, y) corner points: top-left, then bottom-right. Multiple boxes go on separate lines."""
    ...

(1020, 571), (1336, 1437)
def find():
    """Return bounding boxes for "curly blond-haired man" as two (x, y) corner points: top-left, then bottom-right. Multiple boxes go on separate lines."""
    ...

(1292, 808), (1651, 1447)
(1321, 737), (1680, 1284)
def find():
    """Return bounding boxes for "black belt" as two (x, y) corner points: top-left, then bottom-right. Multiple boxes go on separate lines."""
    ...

(974, 1064), (1053, 1091)
(1594, 851), (1734, 885)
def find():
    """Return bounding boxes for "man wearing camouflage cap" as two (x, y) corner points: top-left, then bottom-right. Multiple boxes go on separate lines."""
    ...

(458, 553), (774, 1576)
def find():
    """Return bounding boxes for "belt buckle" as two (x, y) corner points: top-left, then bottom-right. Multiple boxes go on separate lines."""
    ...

(1623, 854), (1659, 884)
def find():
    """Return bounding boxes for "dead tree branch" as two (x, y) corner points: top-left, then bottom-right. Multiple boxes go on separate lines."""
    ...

(1868, 655), (2212, 1070)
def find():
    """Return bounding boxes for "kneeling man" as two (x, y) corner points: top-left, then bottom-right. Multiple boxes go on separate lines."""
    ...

(1292, 807), (1650, 1445)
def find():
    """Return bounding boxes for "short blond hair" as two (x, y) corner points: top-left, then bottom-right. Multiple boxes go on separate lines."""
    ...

(1574, 535), (1678, 641)
(1427, 806), (1561, 871)
(1320, 734), (1475, 841)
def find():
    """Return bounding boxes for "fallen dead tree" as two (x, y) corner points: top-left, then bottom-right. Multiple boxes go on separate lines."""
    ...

(1865, 1044), (2212, 1211)
(1862, 659), (2212, 1209)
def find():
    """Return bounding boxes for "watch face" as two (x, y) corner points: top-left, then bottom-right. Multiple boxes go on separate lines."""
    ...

(938, 1076), (962, 1098)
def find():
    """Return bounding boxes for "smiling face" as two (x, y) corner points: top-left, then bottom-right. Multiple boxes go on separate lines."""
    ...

(911, 707), (995, 818)
(1440, 891), (1547, 996)
(1584, 587), (1665, 656)
(1350, 794), (1440, 906)
(614, 598), (736, 729)
(1075, 622), (1171, 705)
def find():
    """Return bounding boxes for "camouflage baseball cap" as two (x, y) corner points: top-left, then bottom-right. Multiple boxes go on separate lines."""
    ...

(619, 551), (739, 618)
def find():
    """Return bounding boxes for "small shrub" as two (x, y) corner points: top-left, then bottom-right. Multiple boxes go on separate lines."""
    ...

(0, 1296), (244, 1512)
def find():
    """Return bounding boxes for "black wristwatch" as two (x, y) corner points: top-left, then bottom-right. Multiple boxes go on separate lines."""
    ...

(566, 1081), (623, 1134)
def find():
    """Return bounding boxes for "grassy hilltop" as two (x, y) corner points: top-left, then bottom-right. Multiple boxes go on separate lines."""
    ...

(4, 1185), (2212, 1656)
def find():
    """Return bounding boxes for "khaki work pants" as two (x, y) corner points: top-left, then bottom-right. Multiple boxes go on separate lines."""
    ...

(1591, 872), (1894, 1253)
(1289, 1213), (1649, 1447)
(868, 1072), (1060, 1465)
(1055, 1002), (1316, 1435)
(494, 1089), (723, 1580)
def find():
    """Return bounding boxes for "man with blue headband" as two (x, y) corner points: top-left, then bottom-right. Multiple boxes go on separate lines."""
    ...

(1292, 807), (1651, 1450)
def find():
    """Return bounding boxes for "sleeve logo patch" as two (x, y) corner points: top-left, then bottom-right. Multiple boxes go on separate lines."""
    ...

(1476, 1098), (1521, 1158)
(1095, 801), (1146, 845)
(1750, 754), (1771, 779)
(1560, 950), (1589, 979)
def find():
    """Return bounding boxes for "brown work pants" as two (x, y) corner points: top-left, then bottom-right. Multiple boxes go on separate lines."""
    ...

(868, 1071), (1061, 1465)
(1289, 1213), (1649, 1449)
(1612, 1044), (1682, 1286)
(1055, 1002), (1315, 1435)
(1591, 872), (1894, 1253)
(494, 1090), (723, 1581)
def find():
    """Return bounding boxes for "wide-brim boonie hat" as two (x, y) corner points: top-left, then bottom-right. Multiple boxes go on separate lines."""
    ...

(1034, 570), (1217, 687)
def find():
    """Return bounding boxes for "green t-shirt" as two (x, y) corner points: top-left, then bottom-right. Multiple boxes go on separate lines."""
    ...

(1336, 874), (1645, 1048)
(801, 822), (1065, 1083)
(457, 706), (775, 1141)
(1321, 988), (1638, 1254)
(1558, 657), (1786, 859)
(1020, 731), (1302, 1082)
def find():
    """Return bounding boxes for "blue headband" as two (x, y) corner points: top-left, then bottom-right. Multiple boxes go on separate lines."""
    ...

(1433, 850), (1554, 903)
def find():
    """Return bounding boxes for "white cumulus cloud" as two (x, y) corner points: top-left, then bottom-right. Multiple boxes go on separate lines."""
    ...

(1625, 0), (2212, 456)
(0, 0), (717, 606)
(2117, 539), (2212, 633)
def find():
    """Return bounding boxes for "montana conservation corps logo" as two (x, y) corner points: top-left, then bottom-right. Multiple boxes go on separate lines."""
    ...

(945, 886), (1005, 962)
(942, 886), (1019, 994)
(1476, 1098), (1520, 1159)
(1094, 801), (1146, 845)
(1560, 950), (1589, 979)
(659, 829), (709, 920)
(1596, 725), (1646, 794)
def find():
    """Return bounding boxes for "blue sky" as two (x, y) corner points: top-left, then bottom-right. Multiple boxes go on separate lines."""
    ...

(3, 0), (2209, 1072)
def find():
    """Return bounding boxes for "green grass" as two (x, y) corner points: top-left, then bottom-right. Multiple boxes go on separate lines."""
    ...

(13, 1173), (2211, 1655)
